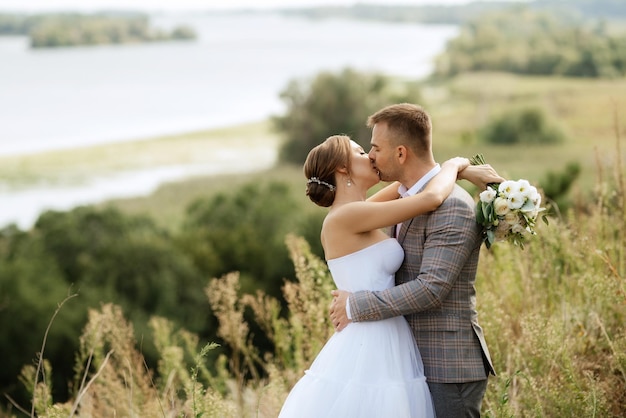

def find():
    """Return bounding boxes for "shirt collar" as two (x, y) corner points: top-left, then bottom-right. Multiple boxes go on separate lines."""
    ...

(397, 164), (441, 198)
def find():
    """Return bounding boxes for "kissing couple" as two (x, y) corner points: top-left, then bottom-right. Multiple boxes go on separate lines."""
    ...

(279, 103), (503, 418)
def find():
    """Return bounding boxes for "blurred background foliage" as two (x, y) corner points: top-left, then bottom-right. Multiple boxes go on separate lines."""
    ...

(479, 106), (566, 146)
(433, 7), (626, 79)
(272, 68), (423, 165)
(282, 0), (626, 26)
(0, 12), (195, 47)
(0, 0), (625, 415)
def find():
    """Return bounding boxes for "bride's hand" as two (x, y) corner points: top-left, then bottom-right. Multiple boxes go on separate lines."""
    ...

(442, 157), (470, 172)
(459, 164), (505, 190)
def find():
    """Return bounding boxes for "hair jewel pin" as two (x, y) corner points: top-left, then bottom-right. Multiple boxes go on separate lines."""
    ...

(307, 177), (336, 191)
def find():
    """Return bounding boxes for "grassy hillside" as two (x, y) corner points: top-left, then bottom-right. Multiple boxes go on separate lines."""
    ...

(426, 73), (624, 187)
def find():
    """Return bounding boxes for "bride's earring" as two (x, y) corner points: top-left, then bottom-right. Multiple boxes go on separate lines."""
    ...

(347, 178), (352, 187)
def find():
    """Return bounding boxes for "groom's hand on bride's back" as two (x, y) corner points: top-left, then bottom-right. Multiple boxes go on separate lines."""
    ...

(330, 290), (352, 332)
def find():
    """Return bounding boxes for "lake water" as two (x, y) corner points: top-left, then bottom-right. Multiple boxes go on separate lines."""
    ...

(0, 12), (458, 228)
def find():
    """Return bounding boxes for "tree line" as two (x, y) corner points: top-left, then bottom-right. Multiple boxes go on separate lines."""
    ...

(279, 0), (626, 25)
(433, 7), (626, 79)
(0, 13), (196, 48)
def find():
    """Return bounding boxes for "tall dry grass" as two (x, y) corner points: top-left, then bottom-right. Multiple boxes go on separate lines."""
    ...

(479, 124), (625, 417)
(3, 235), (334, 417)
(4, 128), (624, 418)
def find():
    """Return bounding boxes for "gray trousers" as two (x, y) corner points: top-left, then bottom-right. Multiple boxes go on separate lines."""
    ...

(428, 379), (488, 418)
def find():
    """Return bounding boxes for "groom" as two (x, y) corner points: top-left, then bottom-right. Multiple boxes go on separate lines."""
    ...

(330, 103), (496, 417)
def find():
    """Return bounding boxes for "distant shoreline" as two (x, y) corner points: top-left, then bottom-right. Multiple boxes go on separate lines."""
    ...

(0, 116), (269, 158)
(0, 120), (279, 229)
(0, 119), (275, 185)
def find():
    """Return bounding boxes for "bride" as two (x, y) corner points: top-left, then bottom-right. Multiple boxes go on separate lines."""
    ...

(278, 135), (501, 417)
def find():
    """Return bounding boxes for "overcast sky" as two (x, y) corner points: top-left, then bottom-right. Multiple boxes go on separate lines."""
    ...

(0, 0), (496, 13)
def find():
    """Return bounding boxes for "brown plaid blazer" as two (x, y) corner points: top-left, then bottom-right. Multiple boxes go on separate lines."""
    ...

(350, 184), (496, 383)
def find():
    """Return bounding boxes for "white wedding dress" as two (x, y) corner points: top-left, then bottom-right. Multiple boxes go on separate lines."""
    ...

(278, 238), (435, 418)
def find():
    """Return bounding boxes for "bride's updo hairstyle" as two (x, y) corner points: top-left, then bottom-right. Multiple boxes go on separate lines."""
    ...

(303, 135), (352, 207)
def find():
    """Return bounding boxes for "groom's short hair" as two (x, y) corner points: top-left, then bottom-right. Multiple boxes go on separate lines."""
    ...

(367, 103), (432, 155)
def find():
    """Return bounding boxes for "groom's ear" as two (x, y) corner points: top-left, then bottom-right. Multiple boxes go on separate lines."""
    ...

(397, 146), (408, 163)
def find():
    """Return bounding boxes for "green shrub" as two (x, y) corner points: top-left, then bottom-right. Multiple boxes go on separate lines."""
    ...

(272, 67), (422, 165)
(480, 107), (565, 145)
(179, 181), (300, 300)
(540, 161), (581, 214)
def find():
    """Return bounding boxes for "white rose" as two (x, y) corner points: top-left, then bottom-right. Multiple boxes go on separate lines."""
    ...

(480, 188), (497, 203)
(494, 197), (510, 216)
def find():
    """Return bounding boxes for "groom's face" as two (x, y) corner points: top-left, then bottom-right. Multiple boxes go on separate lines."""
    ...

(368, 122), (400, 183)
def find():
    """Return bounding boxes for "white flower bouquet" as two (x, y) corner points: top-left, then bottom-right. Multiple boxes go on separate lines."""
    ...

(470, 154), (547, 249)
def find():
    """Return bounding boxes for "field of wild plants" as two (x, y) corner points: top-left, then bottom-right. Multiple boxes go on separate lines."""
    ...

(5, 134), (625, 418)
(1, 71), (625, 417)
